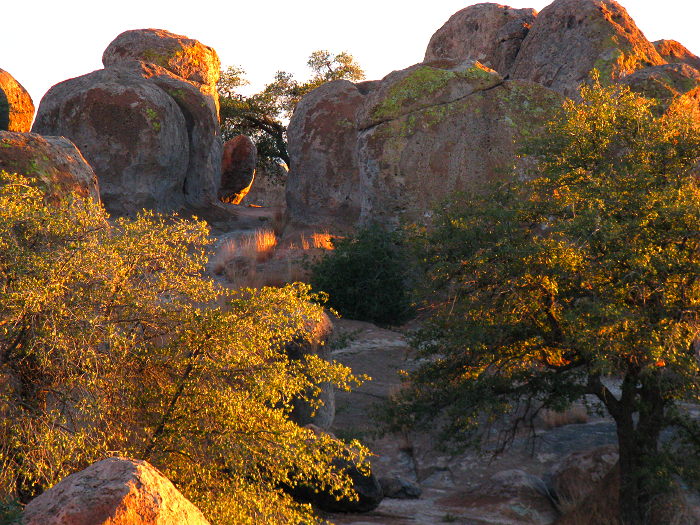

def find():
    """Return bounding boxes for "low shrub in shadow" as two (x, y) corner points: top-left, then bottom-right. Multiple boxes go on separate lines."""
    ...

(310, 224), (414, 326)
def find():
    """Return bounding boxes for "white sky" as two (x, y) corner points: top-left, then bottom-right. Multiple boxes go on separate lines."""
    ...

(4, 0), (700, 106)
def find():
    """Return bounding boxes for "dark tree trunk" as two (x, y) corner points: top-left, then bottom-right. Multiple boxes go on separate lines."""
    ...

(614, 373), (666, 525)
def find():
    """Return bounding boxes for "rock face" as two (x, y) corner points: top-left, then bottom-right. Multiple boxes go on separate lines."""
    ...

(286, 59), (561, 228)
(548, 445), (618, 507)
(424, 4), (537, 75)
(620, 63), (700, 105)
(33, 29), (222, 216)
(511, 0), (664, 97)
(22, 457), (210, 525)
(0, 131), (99, 201)
(654, 39), (700, 71)
(219, 135), (257, 204)
(0, 69), (34, 132)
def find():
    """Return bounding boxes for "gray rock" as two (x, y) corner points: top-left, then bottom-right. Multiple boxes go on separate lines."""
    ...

(379, 476), (422, 499)
(220, 135), (256, 204)
(33, 67), (189, 215)
(511, 0), (664, 97)
(0, 131), (99, 202)
(424, 3), (537, 75)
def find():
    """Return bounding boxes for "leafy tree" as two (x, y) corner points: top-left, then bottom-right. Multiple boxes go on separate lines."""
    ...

(391, 77), (700, 524)
(218, 50), (365, 167)
(0, 172), (367, 524)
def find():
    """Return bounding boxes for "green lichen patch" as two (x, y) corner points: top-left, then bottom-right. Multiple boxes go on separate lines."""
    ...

(144, 107), (161, 132)
(372, 64), (500, 122)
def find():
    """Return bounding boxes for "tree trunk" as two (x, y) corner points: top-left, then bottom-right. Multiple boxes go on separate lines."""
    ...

(615, 373), (666, 525)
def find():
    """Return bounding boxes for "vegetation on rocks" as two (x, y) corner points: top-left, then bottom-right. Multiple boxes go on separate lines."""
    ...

(391, 77), (700, 524)
(0, 171), (368, 524)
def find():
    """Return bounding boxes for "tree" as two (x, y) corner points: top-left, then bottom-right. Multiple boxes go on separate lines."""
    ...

(218, 50), (365, 167)
(0, 171), (368, 523)
(391, 77), (700, 524)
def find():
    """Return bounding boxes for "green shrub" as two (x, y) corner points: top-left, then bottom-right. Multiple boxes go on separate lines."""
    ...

(310, 224), (413, 325)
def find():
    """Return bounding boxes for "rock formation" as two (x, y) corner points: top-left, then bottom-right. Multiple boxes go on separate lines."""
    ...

(654, 39), (700, 71)
(33, 29), (222, 216)
(0, 69), (34, 132)
(510, 0), (664, 97)
(286, 60), (562, 228)
(424, 4), (537, 75)
(0, 131), (99, 202)
(22, 457), (210, 525)
(286, 0), (700, 230)
(219, 135), (257, 204)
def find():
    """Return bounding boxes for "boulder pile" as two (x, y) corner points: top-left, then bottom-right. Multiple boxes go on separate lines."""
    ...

(286, 0), (700, 229)
(33, 29), (222, 216)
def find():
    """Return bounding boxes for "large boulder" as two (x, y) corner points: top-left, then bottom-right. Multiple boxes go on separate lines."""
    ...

(22, 457), (210, 525)
(0, 69), (34, 132)
(33, 29), (222, 216)
(511, 0), (664, 97)
(219, 135), (257, 204)
(287, 59), (561, 229)
(653, 39), (700, 71)
(33, 68), (187, 214)
(0, 131), (99, 202)
(424, 4), (537, 76)
(286, 79), (368, 227)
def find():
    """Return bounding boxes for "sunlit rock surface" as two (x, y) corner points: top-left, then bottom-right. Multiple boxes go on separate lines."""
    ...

(424, 4), (537, 76)
(510, 0), (664, 97)
(0, 131), (99, 202)
(219, 134), (257, 204)
(653, 39), (700, 71)
(22, 457), (210, 525)
(33, 29), (222, 216)
(0, 68), (34, 132)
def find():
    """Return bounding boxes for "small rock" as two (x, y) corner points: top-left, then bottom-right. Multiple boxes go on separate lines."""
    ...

(219, 135), (257, 204)
(379, 476), (422, 499)
(22, 457), (210, 525)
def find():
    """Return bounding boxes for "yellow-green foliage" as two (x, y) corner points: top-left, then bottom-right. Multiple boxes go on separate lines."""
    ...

(0, 173), (367, 524)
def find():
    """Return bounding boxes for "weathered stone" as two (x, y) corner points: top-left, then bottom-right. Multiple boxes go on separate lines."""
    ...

(424, 4), (537, 75)
(547, 445), (618, 508)
(0, 69), (34, 132)
(511, 0), (664, 97)
(654, 39), (700, 71)
(286, 80), (367, 227)
(22, 457), (210, 525)
(379, 476), (422, 499)
(286, 59), (561, 229)
(0, 131), (99, 202)
(33, 29), (223, 216)
(103, 29), (220, 89)
(289, 457), (384, 513)
(33, 67), (189, 215)
(620, 63), (700, 106)
(220, 135), (256, 204)
(357, 70), (561, 226)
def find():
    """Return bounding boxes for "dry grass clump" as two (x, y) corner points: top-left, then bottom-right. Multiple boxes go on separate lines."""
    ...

(537, 404), (589, 429)
(210, 228), (334, 289)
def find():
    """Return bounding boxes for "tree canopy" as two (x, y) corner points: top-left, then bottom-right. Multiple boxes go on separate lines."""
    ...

(391, 77), (700, 524)
(218, 50), (365, 167)
(0, 172), (367, 524)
